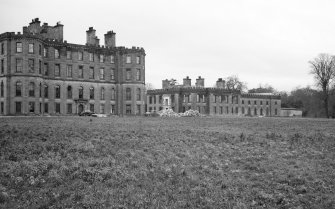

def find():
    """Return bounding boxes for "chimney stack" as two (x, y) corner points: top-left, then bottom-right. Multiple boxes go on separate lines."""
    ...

(162, 79), (170, 89)
(183, 76), (191, 87)
(104, 31), (116, 47)
(195, 76), (204, 87)
(216, 78), (225, 89)
(86, 27), (100, 46)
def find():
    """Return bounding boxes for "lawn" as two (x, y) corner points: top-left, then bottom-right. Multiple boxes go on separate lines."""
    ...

(0, 116), (334, 208)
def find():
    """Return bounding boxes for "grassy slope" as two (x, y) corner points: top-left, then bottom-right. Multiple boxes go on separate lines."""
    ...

(0, 116), (334, 208)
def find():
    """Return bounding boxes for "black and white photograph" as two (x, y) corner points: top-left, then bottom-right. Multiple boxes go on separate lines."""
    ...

(0, 0), (335, 208)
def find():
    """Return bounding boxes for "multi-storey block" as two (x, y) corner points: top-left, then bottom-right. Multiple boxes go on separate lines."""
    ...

(0, 18), (146, 115)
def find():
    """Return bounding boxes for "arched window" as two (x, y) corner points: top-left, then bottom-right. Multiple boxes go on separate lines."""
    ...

(126, 88), (131, 100)
(111, 88), (115, 100)
(29, 82), (35, 97)
(136, 88), (141, 101)
(44, 84), (48, 98)
(55, 85), (60, 99)
(67, 86), (72, 99)
(0, 81), (3, 97)
(101, 87), (105, 100)
(90, 87), (94, 99)
(78, 86), (83, 99)
(16, 81), (22, 96)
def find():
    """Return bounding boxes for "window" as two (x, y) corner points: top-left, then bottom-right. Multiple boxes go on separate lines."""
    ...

(28, 59), (34, 73)
(16, 81), (22, 96)
(126, 104), (131, 114)
(16, 42), (22, 53)
(111, 69), (115, 80)
(90, 104), (94, 112)
(242, 100), (244, 105)
(275, 108), (278, 115)
(39, 45), (42, 55)
(149, 96), (152, 104)
(89, 67), (94, 79)
(100, 68), (105, 80)
(89, 87), (94, 99)
(100, 54), (104, 63)
(100, 104), (105, 114)
(111, 88), (115, 100)
(39, 60), (42, 74)
(111, 105), (115, 114)
(126, 69), (131, 80)
(16, 58), (23, 72)
(136, 88), (141, 101)
(0, 81), (3, 97)
(126, 56), (131, 63)
(43, 47), (48, 57)
(44, 63), (49, 75)
(248, 100), (251, 105)
(254, 108), (257, 115)
(126, 88), (131, 100)
(28, 43), (34, 53)
(78, 51), (83, 60)
(0, 102), (3, 114)
(260, 101), (263, 105)
(1, 59), (4, 74)
(55, 85), (60, 99)
(44, 103), (48, 113)
(55, 103), (60, 113)
(78, 66), (83, 78)
(39, 83), (42, 97)
(78, 86), (83, 99)
(55, 49), (60, 59)
(44, 85), (48, 98)
(235, 107), (238, 114)
(101, 88), (105, 100)
(260, 108), (263, 115)
(254, 101), (257, 105)
(220, 106), (223, 114)
(66, 51), (72, 59)
(136, 105), (141, 115)
(136, 56), (140, 64)
(67, 65), (72, 77)
(266, 101), (269, 105)
(54, 64), (60, 77)
(67, 86), (72, 99)
(29, 82), (35, 97)
(275, 101), (278, 105)
(1, 43), (4, 54)
(15, 102), (22, 113)
(136, 69), (141, 81)
(89, 53), (94, 62)
(110, 55), (115, 63)
(29, 102), (35, 113)
(67, 104), (72, 114)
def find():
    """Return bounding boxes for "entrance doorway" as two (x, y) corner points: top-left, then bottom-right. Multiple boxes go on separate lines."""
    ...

(78, 104), (84, 114)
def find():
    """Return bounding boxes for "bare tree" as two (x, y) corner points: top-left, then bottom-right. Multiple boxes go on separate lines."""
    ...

(309, 53), (335, 118)
(225, 75), (247, 92)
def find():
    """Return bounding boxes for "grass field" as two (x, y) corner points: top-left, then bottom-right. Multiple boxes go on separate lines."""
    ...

(0, 116), (335, 208)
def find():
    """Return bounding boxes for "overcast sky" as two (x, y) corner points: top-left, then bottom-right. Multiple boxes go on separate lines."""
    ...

(1, 0), (335, 92)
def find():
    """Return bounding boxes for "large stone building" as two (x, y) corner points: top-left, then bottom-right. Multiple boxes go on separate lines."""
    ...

(147, 76), (281, 116)
(0, 18), (146, 115)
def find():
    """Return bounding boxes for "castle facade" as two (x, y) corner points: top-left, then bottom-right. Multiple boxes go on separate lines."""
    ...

(0, 18), (146, 115)
(147, 76), (281, 116)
